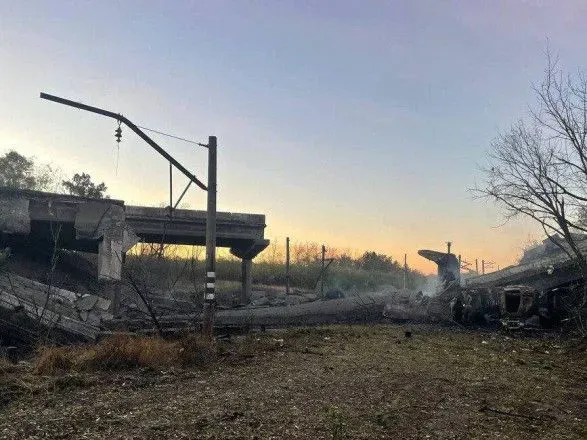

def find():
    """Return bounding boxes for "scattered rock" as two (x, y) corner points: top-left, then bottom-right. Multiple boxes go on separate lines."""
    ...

(0, 346), (18, 364)
(250, 291), (266, 302)
(285, 295), (303, 306)
(251, 297), (270, 307)
(303, 293), (318, 302)
(325, 289), (345, 300)
(75, 294), (99, 311)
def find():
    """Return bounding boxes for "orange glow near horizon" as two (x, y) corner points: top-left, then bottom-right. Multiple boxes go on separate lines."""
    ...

(1, 1), (583, 283)
(128, 223), (530, 278)
(0, 137), (537, 278)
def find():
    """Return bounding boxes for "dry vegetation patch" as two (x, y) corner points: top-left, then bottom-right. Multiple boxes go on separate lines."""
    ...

(0, 357), (16, 374)
(1, 325), (585, 439)
(34, 333), (218, 374)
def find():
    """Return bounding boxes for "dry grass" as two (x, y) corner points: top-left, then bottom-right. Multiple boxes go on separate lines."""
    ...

(34, 331), (308, 376)
(34, 333), (217, 374)
(1, 325), (585, 439)
(0, 357), (17, 374)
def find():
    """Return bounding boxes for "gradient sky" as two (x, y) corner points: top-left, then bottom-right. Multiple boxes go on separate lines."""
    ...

(1, 1), (587, 273)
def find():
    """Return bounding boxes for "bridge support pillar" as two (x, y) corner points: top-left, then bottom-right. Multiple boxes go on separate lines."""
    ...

(99, 280), (122, 317)
(98, 238), (123, 281)
(231, 240), (270, 305)
(241, 258), (252, 305)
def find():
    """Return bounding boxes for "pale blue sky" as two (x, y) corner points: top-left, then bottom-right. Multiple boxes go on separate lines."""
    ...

(1, 1), (586, 272)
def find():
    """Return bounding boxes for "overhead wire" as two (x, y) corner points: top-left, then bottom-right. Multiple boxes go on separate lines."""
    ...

(130, 124), (209, 207)
(136, 124), (208, 148)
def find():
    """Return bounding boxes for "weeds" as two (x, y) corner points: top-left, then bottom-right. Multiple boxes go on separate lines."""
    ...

(34, 333), (217, 374)
(322, 405), (348, 440)
(0, 357), (17, 374)
(32, 327), (333, 375)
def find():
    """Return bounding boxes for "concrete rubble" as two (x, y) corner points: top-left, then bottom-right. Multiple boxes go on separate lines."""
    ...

(415, 237), (587, 329)
(0, 272), (111, 344)
(0, 186), (584, 349)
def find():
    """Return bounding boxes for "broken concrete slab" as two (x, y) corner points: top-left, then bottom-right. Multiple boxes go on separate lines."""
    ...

(0, 272), (113, 343)
(0, 197), (30, 234)
(284, 295), (303, 306)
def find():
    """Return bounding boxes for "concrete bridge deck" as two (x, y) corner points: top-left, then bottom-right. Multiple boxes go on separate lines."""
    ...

(0, 187), (269, 303)
(125, 205), (268, 258)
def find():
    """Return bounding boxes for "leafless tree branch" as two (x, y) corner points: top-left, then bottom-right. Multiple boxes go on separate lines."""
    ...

(474, 48), (587, 320)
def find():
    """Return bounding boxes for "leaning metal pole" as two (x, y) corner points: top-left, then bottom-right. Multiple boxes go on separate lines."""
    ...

(39, 93), (207, 191)
(203, 136), (217, 337)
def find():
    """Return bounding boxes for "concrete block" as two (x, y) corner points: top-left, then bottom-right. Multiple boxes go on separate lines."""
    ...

(75, 294), (99, 311)
(0, 197), (30, 234)
(303, 293), (319, 302)
(98, 239), (123, 281)
(285, 295), (303, 306)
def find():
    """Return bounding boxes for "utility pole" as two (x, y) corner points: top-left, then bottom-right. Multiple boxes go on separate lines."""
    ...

(482, 259), (485, 275)
(475, 258), (479, 274)
(446, 241), (452, 255)
(39, 93), (217, 339)
(285, 237), (290, 295)
(321, 245), (326, 297)
(168, 162), (173, 219)
(203, 136), (217, 338)
(39, 93), (208, 191)
(403, 253), (407, 290)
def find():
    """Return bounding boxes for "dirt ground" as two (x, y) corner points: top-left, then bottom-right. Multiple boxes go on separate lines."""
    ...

(0, 324), (585, 439)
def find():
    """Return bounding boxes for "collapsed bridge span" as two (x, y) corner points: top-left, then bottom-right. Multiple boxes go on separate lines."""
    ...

(0, 187), (269, 308)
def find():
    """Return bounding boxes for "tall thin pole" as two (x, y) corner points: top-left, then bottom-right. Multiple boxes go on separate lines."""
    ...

(285, 237), (290, 295)
(482, 259), (485, 275)
(403, 253), (407, 290)
(203, 136), (217, 337)
(169, 161), (173, 219)
(475, 258), (479, 274)
(321, 245), (326, 297)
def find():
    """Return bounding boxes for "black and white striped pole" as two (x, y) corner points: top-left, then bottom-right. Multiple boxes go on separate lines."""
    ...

(202, 136), (217, 337)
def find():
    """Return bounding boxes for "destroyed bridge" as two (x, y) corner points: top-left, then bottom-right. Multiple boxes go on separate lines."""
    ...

(0, 186), (269, 305)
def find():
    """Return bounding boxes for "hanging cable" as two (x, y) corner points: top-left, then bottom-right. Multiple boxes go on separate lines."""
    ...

(136, 124), (208, 148)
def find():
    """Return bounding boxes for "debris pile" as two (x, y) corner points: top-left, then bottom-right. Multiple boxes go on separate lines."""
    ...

(0, 272), (112, 344)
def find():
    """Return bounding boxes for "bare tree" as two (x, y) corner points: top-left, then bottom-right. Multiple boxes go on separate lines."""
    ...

(477, 51), (587, 320)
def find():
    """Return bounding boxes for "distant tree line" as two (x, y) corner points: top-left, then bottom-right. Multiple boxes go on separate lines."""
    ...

(338, 251), (403, 272)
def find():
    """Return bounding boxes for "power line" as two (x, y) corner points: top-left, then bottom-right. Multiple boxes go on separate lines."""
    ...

(136, 124), (208, 148)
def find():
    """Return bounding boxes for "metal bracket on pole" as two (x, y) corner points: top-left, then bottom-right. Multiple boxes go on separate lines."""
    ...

(40, 92), (207, 191)
(173, 181), (193, 210)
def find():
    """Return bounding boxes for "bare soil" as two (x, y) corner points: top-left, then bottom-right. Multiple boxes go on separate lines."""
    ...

(0, 324), (585, 439)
